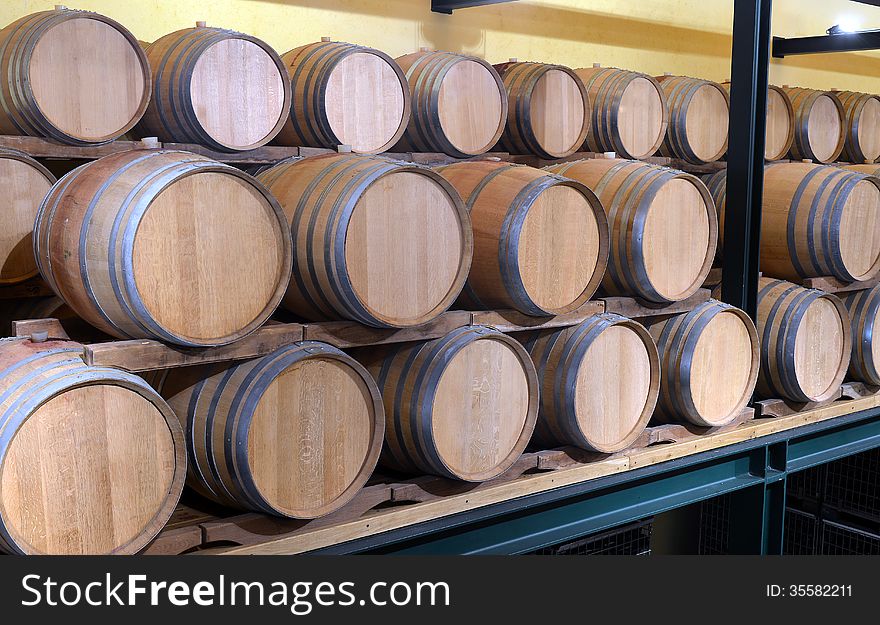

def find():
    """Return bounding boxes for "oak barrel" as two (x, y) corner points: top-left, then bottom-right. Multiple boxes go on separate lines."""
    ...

(836, 90), (880, 164)
(575, 65), (668, 160)
(0, 337), (185, 555)
(762, 162), (880, 282)
(782, 87), (845, 163)
(275, 40), (409, 154)
(494, 61), (590, 159)
(655, 74), (729, 164)
(257, 154), (471, 328)
(155, 342), (384, 519)
(437, 160), (608, 315)
(137, 24), (291, 151)
(757, 278), (851, 402)
(357, 325), (538, 482)
(720, 83), (794, 161)
(841, 284), (880, 386)
(521, 313), (660, 452)
(0, 7), (150, 145)
(0, 149), (55, 284)
(546, 157), (717, 304)
(644, 300), (759, 427)
(34, 149), (292, 346)
(394, 49), (507, 157)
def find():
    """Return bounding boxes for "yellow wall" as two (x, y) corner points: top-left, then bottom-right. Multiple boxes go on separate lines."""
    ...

(4, 0), (880, 92)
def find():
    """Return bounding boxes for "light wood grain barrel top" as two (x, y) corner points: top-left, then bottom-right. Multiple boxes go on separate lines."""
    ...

(27, 15), (148, 142)
(0, 152), (55, 284)
(516, 184), (601, 312)
(643, 177), (712, 301)
(618, 76), (666, 158)
(766, 87), (794, 161)
(575, 324), (654, 448)
(531, 69), (587, 156)
(323, 51), (407, 153)
(689, 309), (755, 425)
(795, 296), (847, 399)
(857, 96), (880, 163)
(246, 354), (381, 518)
(432, 335), (532, 481)
(0, 383), (176, 554)
(684, 83), (729, 163)
(838, 178), (880, 280)
(189, 37), (286, 149)
(439, 59), (505, 155)
(343, 170), (467, 326)
(131, 169), (288, 344)
(808, 94), (844, 163)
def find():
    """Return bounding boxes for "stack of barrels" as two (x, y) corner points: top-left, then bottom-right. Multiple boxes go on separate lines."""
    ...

(4, 4), (880, 557)
(707, 160), (880, 403)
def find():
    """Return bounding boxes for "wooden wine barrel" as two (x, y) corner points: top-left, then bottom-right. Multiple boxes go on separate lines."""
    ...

(546, 158), (717, 304)
(257, 154), (471, 328)
(655, 75), (729, 164)
(720, 83), (794, 161)
(137, 24), (291, 152)
(34, 149), (292, 346)
(436, 161), (608, 315)
(782, 87), (845, 163)
(494, 61), (590, 159)
(156, 342), (383, 519)
(575, 65), (668, 160)
(841, 285), (880, 386)
(274, 40), (409, 154)
(0, 149), (56, 284)
(762, 162), (880, 282)
(757, 277), (851, 402)
(0, 296), (69, 335)
(835, 90), (880, 164)
(0, 337), (185, 555)
(358, 326), (538, 481)
(0, 7), (150, 145)
(644, 300), (759, 426)
(394, 49), (507, 157)
(521, 313), (660, 452)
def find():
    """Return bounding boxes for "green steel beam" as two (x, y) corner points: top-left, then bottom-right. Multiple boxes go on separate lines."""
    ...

(327, 408), (880, 555)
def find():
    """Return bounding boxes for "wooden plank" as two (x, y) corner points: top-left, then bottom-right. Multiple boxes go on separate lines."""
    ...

(0, 135), (145, 160)
(12, 318), (69, 340)
(142, 526), (203, 555)
(214, 394), (880, 555)
(801, 275), (880, 294)
(754, 387), (844, 418)
(841, 381), (880, 400)
(384, 151), (510, 166)
(0, 276), (54, 300)
(702, 267), (723, 287)
(302, 311), (470, 349)
(389, 453), (539, 504)
(508, 151), (603, 169)
(470, 301), (605, 333)
(161, 142), (307, 164)
(83, 322), (304, 372)
(198, 485), (393, 548)
(602, 288), (711, 318)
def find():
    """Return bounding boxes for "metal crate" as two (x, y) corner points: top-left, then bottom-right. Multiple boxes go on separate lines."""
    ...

(783, 507), (820, 555)
(530, 519), (653, 555)
(820, 520), (880, 555)
(787, 464), (827, 505)
(698, 493), (731, 554)
(824, 449), (880, 526)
